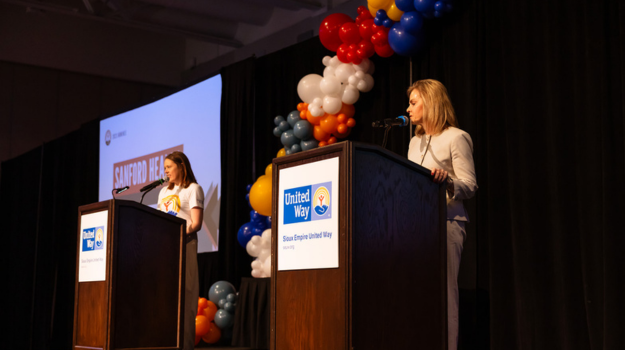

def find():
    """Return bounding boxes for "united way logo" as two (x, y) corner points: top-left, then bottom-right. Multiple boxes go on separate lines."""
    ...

(82, 226), (105, 252)
(283, 181), (332, 224)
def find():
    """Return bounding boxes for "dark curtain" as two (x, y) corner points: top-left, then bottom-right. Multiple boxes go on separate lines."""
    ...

(1, 120), (99, 350)
(218, 57), (257, 288)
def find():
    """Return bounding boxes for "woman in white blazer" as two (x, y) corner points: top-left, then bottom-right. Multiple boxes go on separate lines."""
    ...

(406, 79), (478, 350)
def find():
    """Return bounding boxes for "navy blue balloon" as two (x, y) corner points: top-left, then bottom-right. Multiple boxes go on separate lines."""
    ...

(287, 110), (301, 126)
(300, 138), (319, 151)
(395, 0), (416, 11)
(293, 120), (313, 140)
(265, 216), (272, 228)
(246, 184), (252, 192)
(383, 18), (394, 28)
(414, 0), (435, 12)
(250, 210), (263, 223)
(253, 226), (263, 235)
(274, 115), (285, 125)
(237, 222), (254, 247)
(401, 11), (424, 36)
(280, 130), (300, 147)
(388, 22), (425, 56)
(374, 17), (383, 26)
(434, 1), (444, 11)
(434, 10), (443, 18)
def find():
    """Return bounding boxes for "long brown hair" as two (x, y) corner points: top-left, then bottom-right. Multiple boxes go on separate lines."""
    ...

(165, 151), (198, 190)
(407, 79), (459, 135)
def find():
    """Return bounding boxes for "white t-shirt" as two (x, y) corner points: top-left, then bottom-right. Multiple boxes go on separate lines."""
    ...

(157, 183), (204, 229)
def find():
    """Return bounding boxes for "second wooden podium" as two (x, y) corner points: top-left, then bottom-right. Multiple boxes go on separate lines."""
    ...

(73, 199), (187, 350)
(270, 141), (447, 350)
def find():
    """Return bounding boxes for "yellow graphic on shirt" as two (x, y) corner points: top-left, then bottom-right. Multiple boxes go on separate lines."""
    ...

(161, 195), (181, 216)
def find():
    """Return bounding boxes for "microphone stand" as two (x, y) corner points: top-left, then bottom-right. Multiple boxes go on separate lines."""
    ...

(381, 125), (392, 149)
(140, 187), (154, 204)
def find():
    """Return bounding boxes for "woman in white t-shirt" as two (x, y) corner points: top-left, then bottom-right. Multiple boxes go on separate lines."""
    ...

(157, 151), (204, 350)
(406, 79), (478, 350)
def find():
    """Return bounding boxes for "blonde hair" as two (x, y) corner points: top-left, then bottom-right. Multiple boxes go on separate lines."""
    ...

(407, 79), (458, 135)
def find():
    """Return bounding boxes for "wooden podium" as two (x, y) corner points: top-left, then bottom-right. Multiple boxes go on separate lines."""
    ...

(270, 141), (447, 350)
(73, 199), (187, 350)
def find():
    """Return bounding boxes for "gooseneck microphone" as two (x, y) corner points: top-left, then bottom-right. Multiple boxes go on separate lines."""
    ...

(372, 115), (409, 128)
(140, 177), (169, 193)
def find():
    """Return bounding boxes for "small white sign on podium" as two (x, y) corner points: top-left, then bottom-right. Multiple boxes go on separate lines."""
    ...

(78, 210), (109, 282)
(277, 157), (339, 271)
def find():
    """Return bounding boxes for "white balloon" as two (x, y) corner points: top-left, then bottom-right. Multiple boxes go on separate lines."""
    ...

(342, 85), (360, 104)
(262, 256), (272, 277)
(309, 105), (325, 117)
(251, 259), (262, 269)
(348, 75), (360, 86)
(258, 249), (270, 262)
(334, 64), (356, 84)
(260, 229), (271, 249)
(246, 236), (261, 257)
(297, 74), (323, 103)
(355, 71), (365, 79)
(353, 58), (370, 73)
(251, 268), (262, 278)
(360, 74), (374, 92)
(322, 56), (332, 67)
(323, 95), (343, 114)
(312, 97), (322, 105)
(320, 76), (342, 96)
(329, 56), (341, 67)
(323, 66), (336, 78)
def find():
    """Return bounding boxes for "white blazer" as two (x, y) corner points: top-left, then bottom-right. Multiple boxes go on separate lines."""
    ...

(408, 126), (478, 221)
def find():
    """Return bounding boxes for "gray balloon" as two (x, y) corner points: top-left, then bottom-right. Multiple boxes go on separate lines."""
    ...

(280, 130), (300, 148)
(279, 120), (290, 132)
(287, 110), (301, 127)
(293, 120), (313, 140)
(290, 143), (302, 154)
(274, 115), (285, 125)
(300, 138), (319, 151)
(273, 126), (282, 137)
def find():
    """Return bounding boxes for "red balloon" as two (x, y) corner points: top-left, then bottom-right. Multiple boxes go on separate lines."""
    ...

(371, 30), (389, 47)
(375, 44), (395, 58)
(359, 19), (375, 41)
(319, 13), (353, 51)
(337, 43), (350, 63)
(357, 40), (375, 58)
(339, 22), (361, 44)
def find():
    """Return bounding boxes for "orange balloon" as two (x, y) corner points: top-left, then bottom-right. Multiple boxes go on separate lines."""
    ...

(276, 148), (286, 158)
(334, 127), (352, 139)
(313, 125), (331, 141)
(337, 123), (348, 134)
(337, 113), (347, 124)
(300, 110), (307, 119)
(195, 315), (211, 337)
(339, 103), (355, 119)
(202, 322), (222, 344)
(328, 136), (337, 144)
(297, 102), (305, 111)
(319, 141), (328, 147)
(202, 301), (218, 323)
(307, 111), (325, 125)
(320, 114), (339, 134)
(346, 118), (356, 127)
(197, 298), (208, 315)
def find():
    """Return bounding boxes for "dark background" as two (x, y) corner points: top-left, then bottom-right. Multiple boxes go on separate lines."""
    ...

(2, 0), (624, 349)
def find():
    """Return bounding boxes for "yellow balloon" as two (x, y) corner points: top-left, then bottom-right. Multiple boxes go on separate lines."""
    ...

(386, 4), (404, 21)
(369, 5), (379, 18)
(249, 175), (273, 216)
(276, 148), (286, 158)
(265, 163), (273, 176)
(368, 0), (392, 9)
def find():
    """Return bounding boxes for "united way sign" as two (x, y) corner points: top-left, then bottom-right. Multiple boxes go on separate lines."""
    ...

(278, 157), (339, 271)
(78, 210), (109, 282)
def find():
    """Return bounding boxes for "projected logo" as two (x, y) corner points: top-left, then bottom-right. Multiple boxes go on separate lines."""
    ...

(161, 195), (181, 216)
(105, 130), (111, 146)
(82, 226), (105, 252)
(283, 181), (332, 224)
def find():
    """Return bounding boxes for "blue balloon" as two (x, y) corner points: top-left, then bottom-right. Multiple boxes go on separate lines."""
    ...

(434, 1), (444, 11)
(300, 138), (319, 151)
(252, 226), (263, 235)
(414, 0), (435, 12)
(209, 281), (237, 305)
(388, 22), (425, 56)
(237, 222), (254, 247)
(214, 309), (234, 329)
(250, 210), (263, 223)
(383, 18), (394, 28)
(434, 10), (443, 18)
(246, 184), (252, 192)
(280, 130), (300, 148)
(293, 120), (313, 140)
(265, 216), (272, 228)
(401, 11), (424, 36)
(395, 0), (416, 11)
(287, 110), (301, 126)
(273, 115), (285, 125)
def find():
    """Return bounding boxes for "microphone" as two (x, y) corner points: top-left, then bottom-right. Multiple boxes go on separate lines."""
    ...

(372, 116), (409, 128)
(113, 186), (129, 194)
(140, 177), (169, 193)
